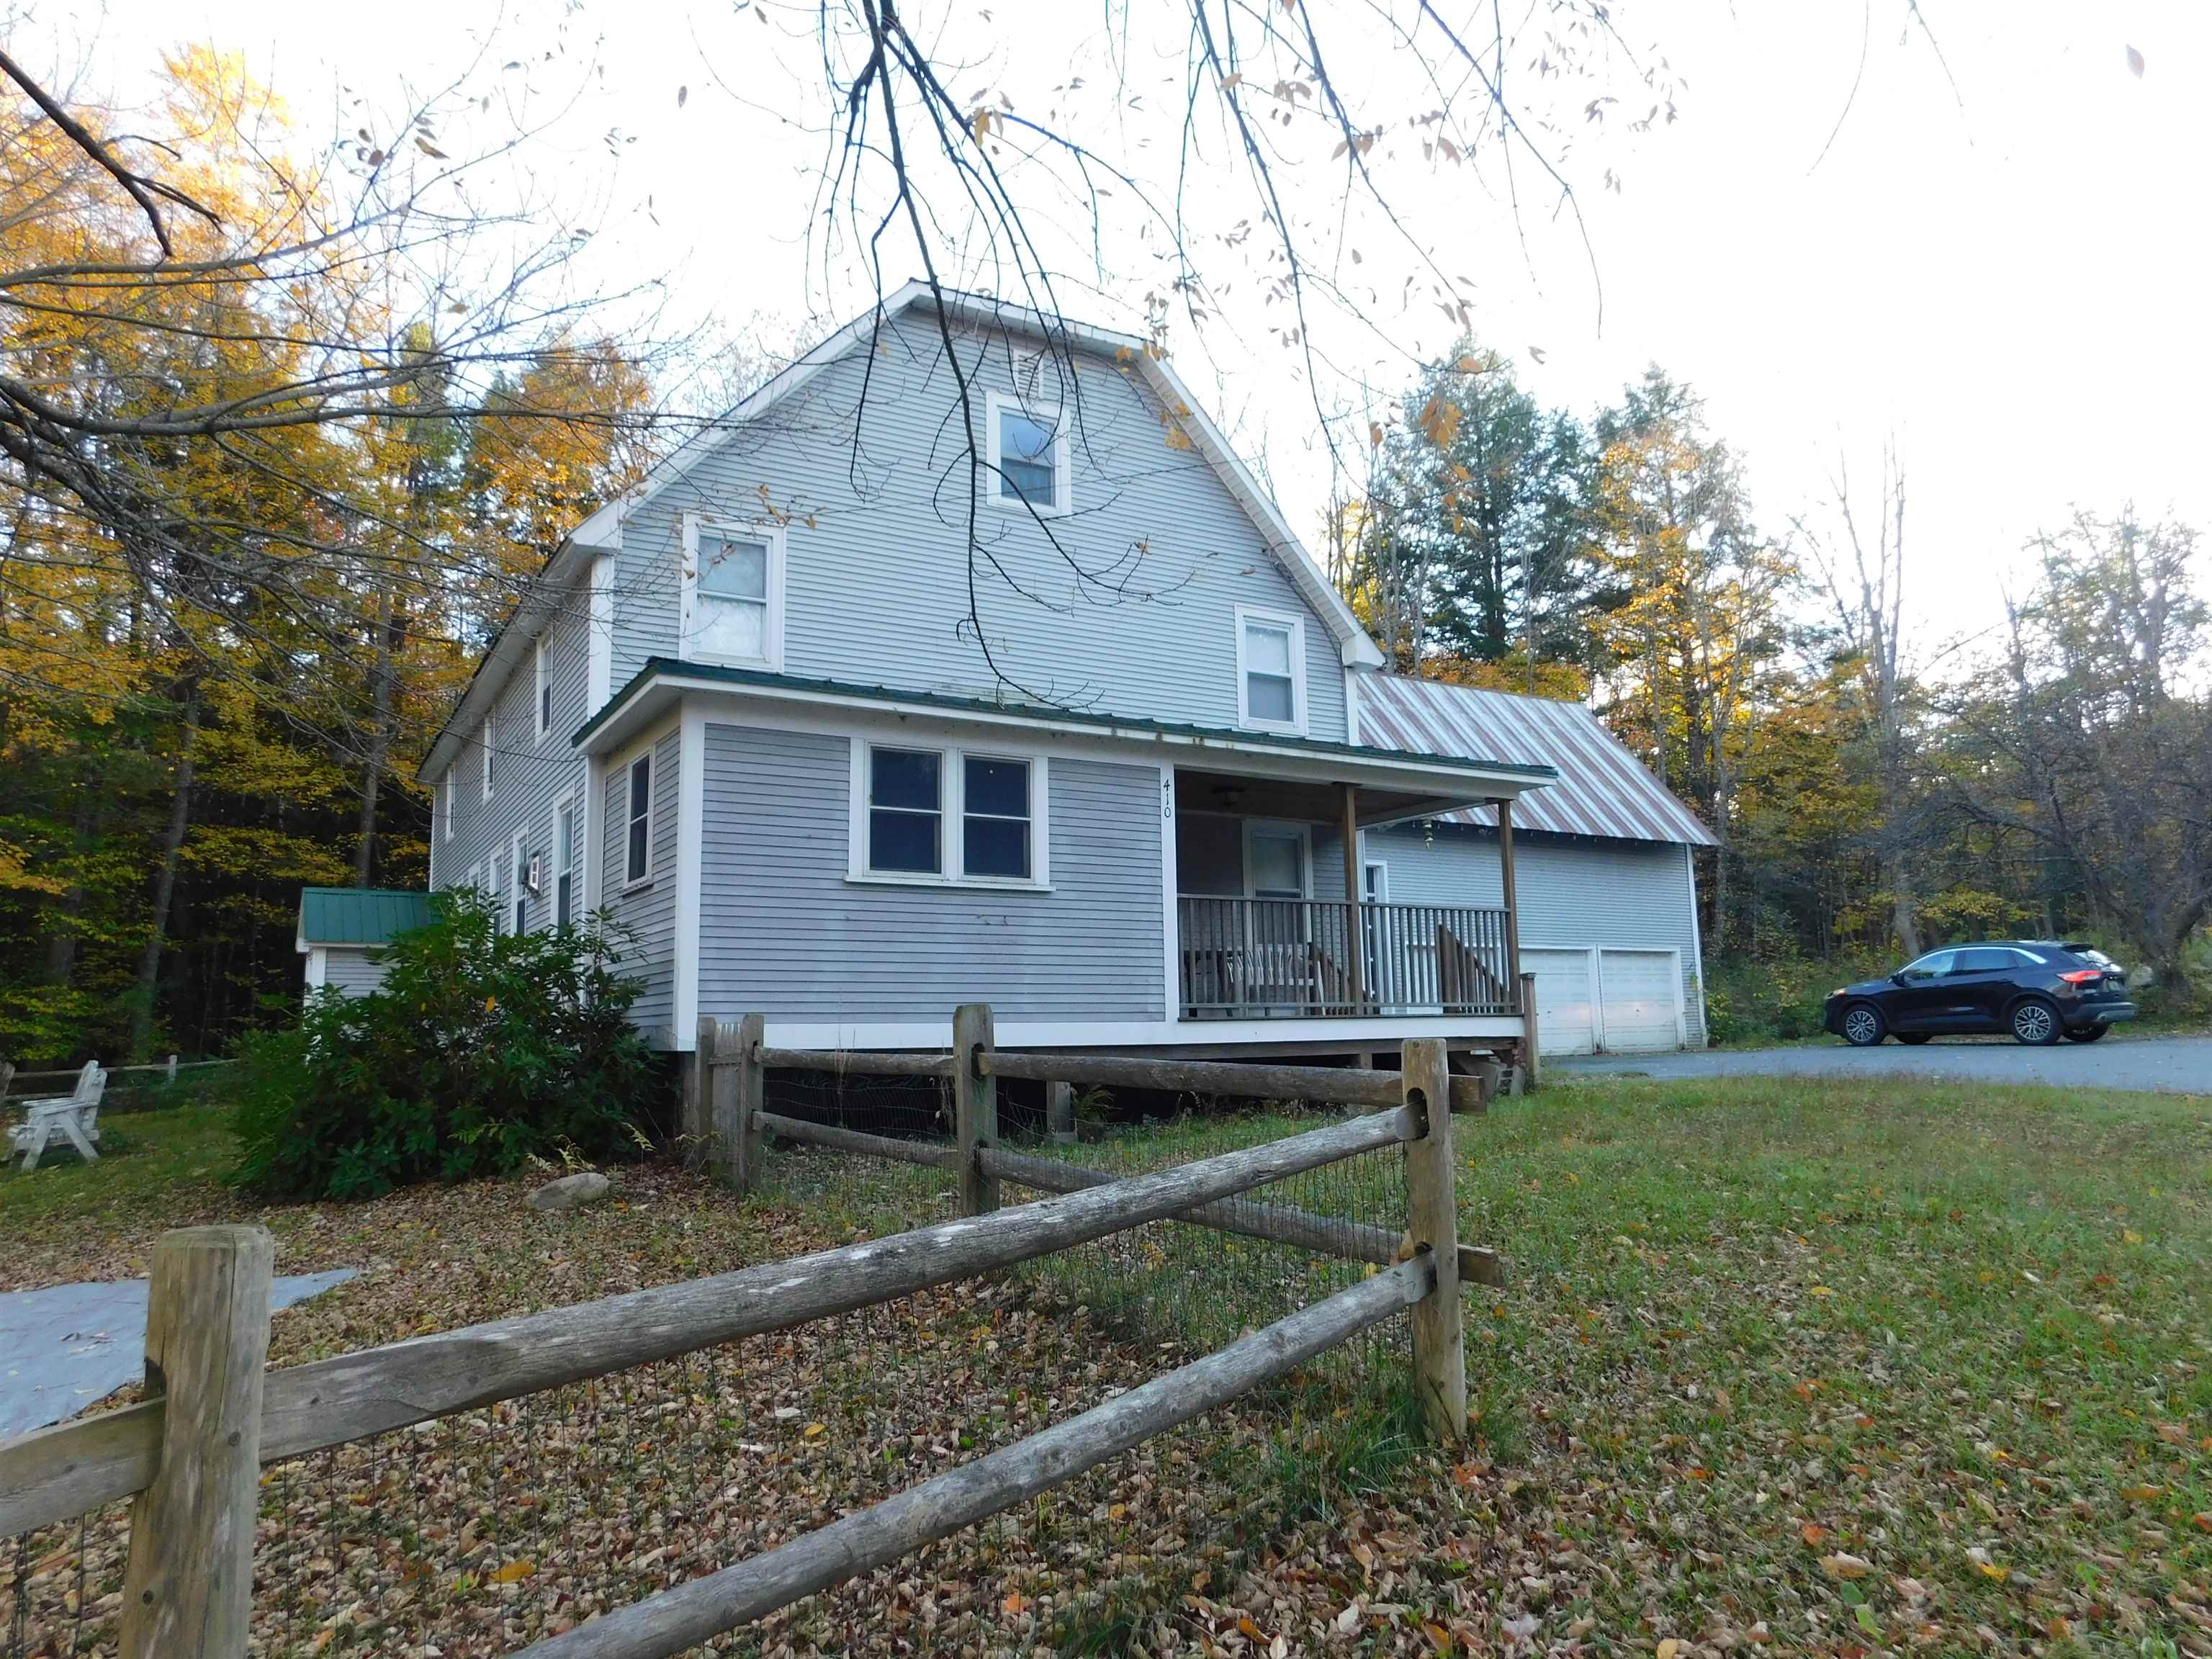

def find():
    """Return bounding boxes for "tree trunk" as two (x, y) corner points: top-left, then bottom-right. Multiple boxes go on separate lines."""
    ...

(352, 583), (402, 886)
(43, 763), (98, 985)
(128, 704), (198, 1063)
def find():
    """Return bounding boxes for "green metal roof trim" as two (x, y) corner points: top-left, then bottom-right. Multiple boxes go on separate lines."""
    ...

(297, 888), (433, 947)
(572, 658), (1559, 782)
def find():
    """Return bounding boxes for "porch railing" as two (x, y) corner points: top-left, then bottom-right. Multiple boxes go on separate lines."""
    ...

(1177, 897), (1517, 1020)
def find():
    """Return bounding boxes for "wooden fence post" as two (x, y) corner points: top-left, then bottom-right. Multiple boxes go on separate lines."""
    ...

(1400, 1038), (1466, 1444)
(119, 1226), (273, 1659)
(953, 1004), (999, 1215)
(688, 1017), (715, 1166)
(1519, 972), (1541, 1093)
(1046, 1081), (1076, 1146)
(707, 1015), (763, 1191)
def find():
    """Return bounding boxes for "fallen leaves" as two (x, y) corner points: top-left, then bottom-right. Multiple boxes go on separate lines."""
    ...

(1821, 1552), (1874, 1581)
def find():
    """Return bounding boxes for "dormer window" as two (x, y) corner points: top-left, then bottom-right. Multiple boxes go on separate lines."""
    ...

(986, 392), (1069, 516)
(680, 515), (785, 669)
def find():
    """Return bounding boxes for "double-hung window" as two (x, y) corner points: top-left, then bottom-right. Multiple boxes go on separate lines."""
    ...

(865, 747), (943, 875)
(554, 801), (576, 927)
(961, 756), (1033, 880)
(511, 832), (529, 935)
(534, 636), (553, 740)
(1236, 607), (1305, 733)
(986, 392), (1069, 516)
(680, 516), (783, 667)
(480, 720), (495, 801)
(440, 778), (453, 842)
(853, 742), (1046, 886)
(624, 754), (653, 886)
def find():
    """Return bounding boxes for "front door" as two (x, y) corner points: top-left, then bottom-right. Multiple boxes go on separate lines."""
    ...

(1244, 823), (1309, 1010)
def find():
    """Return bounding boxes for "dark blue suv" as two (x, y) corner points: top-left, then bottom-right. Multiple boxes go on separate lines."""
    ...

(1823, 940), (2138, 1047)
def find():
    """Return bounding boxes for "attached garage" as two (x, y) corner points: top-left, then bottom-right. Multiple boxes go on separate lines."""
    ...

(1354, 674), (1717, 1055)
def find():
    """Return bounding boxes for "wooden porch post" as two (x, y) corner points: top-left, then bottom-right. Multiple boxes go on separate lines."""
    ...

(1339, 781), (1364, 1010)
(1494, 796), (1522, 989)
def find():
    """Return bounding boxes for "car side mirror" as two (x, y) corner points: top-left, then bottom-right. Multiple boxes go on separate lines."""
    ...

(1891, 971), (1909, 985)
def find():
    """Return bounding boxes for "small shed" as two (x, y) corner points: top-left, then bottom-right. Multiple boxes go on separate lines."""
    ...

(296, 888), (431, 998)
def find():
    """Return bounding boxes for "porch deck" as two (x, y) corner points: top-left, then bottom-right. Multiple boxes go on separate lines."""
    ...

(1178, 896), (1518, 1020)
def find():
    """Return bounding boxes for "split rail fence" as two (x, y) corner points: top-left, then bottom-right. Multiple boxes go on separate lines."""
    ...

(0, 1004), (1498, 1659)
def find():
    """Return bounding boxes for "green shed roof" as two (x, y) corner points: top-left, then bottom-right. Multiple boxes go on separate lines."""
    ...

(297, 888), (432, 947)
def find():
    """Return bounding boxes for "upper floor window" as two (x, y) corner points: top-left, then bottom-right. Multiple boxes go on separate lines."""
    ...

(852, 741), (1048, 887)
(511, 831), (529, 935)
(440, 777), (453, 842)
(535, 634), (553, 740)
(680, 516), (784, 668)
(986, 392), (1069, 517)
(1236, 607), (1306, 734)
(480, 721), (495, 801)
(624, 753), (654, 886)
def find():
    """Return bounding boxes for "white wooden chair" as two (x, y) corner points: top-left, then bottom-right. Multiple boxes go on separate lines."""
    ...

(9, 1061), (107, 1170)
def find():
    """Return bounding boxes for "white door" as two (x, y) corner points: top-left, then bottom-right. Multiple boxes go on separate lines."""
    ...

(1598, 950), (1683, 1051)
(1244, 823), (1310, 1009)
(1523, 948), (1597, 1056)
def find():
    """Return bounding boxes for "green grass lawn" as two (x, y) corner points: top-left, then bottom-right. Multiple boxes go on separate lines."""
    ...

(4, 1071), (2206, 1654)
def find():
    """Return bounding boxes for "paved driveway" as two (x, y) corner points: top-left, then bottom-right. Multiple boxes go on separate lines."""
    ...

(1555, 1035), (2212, 1095)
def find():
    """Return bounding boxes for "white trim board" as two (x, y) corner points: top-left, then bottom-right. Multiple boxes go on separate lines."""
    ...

(753, 1013), (1527, 1052)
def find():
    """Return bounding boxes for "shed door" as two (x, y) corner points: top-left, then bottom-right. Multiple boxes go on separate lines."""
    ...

(1522, 948), (1596, 1056)
(1598, 950), (1683, 1051)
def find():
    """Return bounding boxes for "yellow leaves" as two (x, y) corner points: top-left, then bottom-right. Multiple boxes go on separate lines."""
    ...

(1972, 1560), (2010, 1583)
(1415, 395), (1462, 449)
(1656, 1640), (1682, 1659)
(1799, 1522), (1830, 1548)
(802, 1421), (825, 1439)
(2118, 1483), (2164, 1501)
(1001, 1590), (1029, 1617)
(489, 1558), (534, 1583)
(1820, 1552), (1872, 1580)
(2122, 1228), (2143, 1244)
(1368, 421), (1385, 449)
(1807, 1285), (1835, 1298)
(1107, 1502), (1127, 1521)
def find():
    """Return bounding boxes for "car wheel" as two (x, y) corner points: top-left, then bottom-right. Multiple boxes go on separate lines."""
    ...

(1897, 1033), (1932, 1046)
(2010, 998), (2061, 1046)
(1841, 1004), (1886, 1046)
(2064, 1023), (2109, 1043)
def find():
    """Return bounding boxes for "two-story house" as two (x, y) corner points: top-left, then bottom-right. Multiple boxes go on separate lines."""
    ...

(380, 283), (1710, 1072)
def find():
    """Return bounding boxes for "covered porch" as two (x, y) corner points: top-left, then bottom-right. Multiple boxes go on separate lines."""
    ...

(1173, 768), (1527, 1022)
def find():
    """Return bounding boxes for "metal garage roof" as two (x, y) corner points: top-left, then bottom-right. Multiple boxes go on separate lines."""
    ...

(1357, 674), (1717, 847)
(297, 888), (433, 947)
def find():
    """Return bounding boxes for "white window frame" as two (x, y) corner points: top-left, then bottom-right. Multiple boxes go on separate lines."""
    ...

(511, 830), (529, 934)
(467, 862), (482, 895)
(678, 514), (786, 670)
(480, 722), (495, 802)
(846, 739), (1051, 890)
(984, 391), (1071, 518)
(1235, 606), (1308, 735)
(623, 752), (655, 889)
(554, 801), (577, 928)
(440, 776), (453, 842)
(1362, 858), (1389, 902)
(534, 634), (553, 742)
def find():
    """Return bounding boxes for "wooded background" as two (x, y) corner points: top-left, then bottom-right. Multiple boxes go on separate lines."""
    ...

(1, 50), (2204, 1066)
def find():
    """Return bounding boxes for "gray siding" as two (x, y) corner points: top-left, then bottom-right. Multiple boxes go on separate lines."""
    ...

(1365, 823), (1707, 1046)
(430, 574), (593, 927)
(602, 729), (681, 1038)
(611, 312), (1348, 741)
(321, 947), (388, 997)
(698, 724), (1164, 1021)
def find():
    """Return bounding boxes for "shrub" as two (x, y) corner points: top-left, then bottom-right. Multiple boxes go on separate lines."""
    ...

(232, 891), (663, 1200)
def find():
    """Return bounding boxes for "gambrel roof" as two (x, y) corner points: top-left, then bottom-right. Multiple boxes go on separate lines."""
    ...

(1358, 673), (1716, 847)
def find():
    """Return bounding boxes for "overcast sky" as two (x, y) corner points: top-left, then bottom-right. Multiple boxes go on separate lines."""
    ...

(38, 0), (2212, 674)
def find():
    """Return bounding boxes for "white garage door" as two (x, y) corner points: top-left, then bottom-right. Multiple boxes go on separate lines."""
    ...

(1598, 950), (1683, 1051)
(1523, 948), (1596, 1056)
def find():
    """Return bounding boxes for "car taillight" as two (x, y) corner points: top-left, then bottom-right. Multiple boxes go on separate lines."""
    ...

(2057, 969), (2101, 984)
